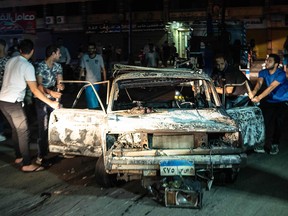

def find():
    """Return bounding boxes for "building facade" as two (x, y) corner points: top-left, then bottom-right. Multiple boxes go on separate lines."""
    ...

(0, 0), (287, 63)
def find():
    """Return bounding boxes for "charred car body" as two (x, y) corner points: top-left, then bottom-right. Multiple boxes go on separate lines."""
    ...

(48, 64), (264, 208)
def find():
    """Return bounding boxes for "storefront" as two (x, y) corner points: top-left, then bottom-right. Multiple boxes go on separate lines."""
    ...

(0, 11), (37, 56)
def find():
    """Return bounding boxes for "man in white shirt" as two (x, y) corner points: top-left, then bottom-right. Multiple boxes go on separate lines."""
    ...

(80, 42), (106, 109)
(0, 39), (59, 172)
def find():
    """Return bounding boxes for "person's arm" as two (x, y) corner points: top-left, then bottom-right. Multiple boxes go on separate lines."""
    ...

(36, 76), (62, 99)
(79, 56), (86, 80)
(101, 66), (107, 81)
(213, 71), (234, 95)
(79, 68), (85, 80)
(56, 74), (64, 90)
(99, 56), (107, 81)
(215, 86), (234, 94)
(249, 77), (263, 99)
(251, 80), (280, 103)
(223, 68), (247, 95)
(27, 81), (59, 109)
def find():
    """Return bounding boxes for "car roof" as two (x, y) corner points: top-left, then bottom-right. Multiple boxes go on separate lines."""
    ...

(113, 64), (212, 81)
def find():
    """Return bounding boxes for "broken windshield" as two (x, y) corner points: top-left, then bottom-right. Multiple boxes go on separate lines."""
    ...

(112, 78), (220, 111)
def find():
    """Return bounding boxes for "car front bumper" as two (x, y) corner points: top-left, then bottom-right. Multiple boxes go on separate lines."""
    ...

(106, 153), (247, 175)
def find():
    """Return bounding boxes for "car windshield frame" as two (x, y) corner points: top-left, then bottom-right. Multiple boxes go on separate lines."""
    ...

(108, 75), (222, 112)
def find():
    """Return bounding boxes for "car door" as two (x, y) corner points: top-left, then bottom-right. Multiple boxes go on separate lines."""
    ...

(222, 81), (265, 148)
(48, 81), (109, 157)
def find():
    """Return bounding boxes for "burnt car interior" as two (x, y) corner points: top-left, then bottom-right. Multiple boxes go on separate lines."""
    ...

(112, 78), (219, 111)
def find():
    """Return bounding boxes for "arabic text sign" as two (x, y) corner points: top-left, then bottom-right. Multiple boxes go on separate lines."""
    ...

(0, 12), (36, 34)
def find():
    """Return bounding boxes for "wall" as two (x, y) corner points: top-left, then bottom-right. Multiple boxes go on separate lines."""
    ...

(247, 28), (288, 60)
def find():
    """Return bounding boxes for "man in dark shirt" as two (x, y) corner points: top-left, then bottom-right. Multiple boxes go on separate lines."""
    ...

(211, 53), (252, 108)
(0, 39), (9, 142)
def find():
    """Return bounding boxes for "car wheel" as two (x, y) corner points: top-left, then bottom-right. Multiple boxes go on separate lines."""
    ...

(213, 168), (240, 185)
(95, 155), (117, 188)
(225, 168), (240, 183)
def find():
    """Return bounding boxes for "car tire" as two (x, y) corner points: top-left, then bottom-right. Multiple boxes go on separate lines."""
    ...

(95, 155), (117, 188)
(225, 168), (240, 183)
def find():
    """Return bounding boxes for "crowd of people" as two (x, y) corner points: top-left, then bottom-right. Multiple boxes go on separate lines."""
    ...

(212, 52), (288, 155)
(0, 39), (59, 172)
(138, 37), (288, 156)
(139, 40), (178, 68)
(0, 37), (109, 172)
(0, 36), (287, 174)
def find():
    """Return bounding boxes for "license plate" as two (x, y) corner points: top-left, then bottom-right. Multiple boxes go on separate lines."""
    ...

(160, 160), (195, 176)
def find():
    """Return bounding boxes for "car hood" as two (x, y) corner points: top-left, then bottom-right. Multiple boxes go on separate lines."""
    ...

(108, 109), (238, 133)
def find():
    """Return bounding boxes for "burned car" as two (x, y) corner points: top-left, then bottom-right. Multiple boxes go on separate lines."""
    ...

(48, 64), (264, 208)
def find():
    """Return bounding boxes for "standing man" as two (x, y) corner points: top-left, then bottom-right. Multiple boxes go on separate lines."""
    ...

(0, 39), (9, 142)
(145, 43), (159, 68)
(0, 39), (59, 172)
(35, 44), (64, 165)
(161, 40), (170, 67)
(80, 42), (106, 109)
(212, 53), (252, 108)
(249, 53), (288, 155)
(56, 37), (71, 79)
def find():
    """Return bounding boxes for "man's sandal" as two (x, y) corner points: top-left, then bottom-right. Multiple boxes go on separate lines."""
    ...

(21, 165), (45, 172)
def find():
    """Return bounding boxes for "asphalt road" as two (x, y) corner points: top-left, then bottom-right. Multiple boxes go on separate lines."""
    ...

(0, 69), (287, 216)
(0, 135), (287, 216)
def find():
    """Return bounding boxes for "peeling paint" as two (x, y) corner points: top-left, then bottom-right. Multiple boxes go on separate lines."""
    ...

(48, 64), (264, 191)
(107, 109), (237, 132)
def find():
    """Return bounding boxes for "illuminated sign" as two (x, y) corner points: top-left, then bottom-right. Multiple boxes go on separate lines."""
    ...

(87, 22), (165, 33)
(0, 12), (36, 34)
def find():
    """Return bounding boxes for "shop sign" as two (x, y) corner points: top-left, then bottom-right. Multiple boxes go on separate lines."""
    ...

(0, 12), (36, 34)
(87, 23), (121, 33)
(134, 22), (165, 31)
(87, 22), (165, 33)
(243, 18), (266, 29)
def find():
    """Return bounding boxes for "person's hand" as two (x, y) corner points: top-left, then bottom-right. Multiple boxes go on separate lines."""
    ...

(57, 83), (65, 91)
(215, 87), (223, 94)
(50, 90), (62, 99)
(248, 91), (254, 99)
(50, 100), (60, 109)
(251, 96), (260, 103)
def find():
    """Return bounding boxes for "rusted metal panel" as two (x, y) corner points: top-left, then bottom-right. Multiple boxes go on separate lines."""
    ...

(48, 64), (264, 198)
(227, 106), (265, 147)
(107, 154), (246, 170)
(107, 109), (237, 133)
(152, 134), (195, 149)
(49, 144), (102, 157)
(45, 64), (269, 209)
(110, 148), (244, 157)
(48, 109), (105, 157)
